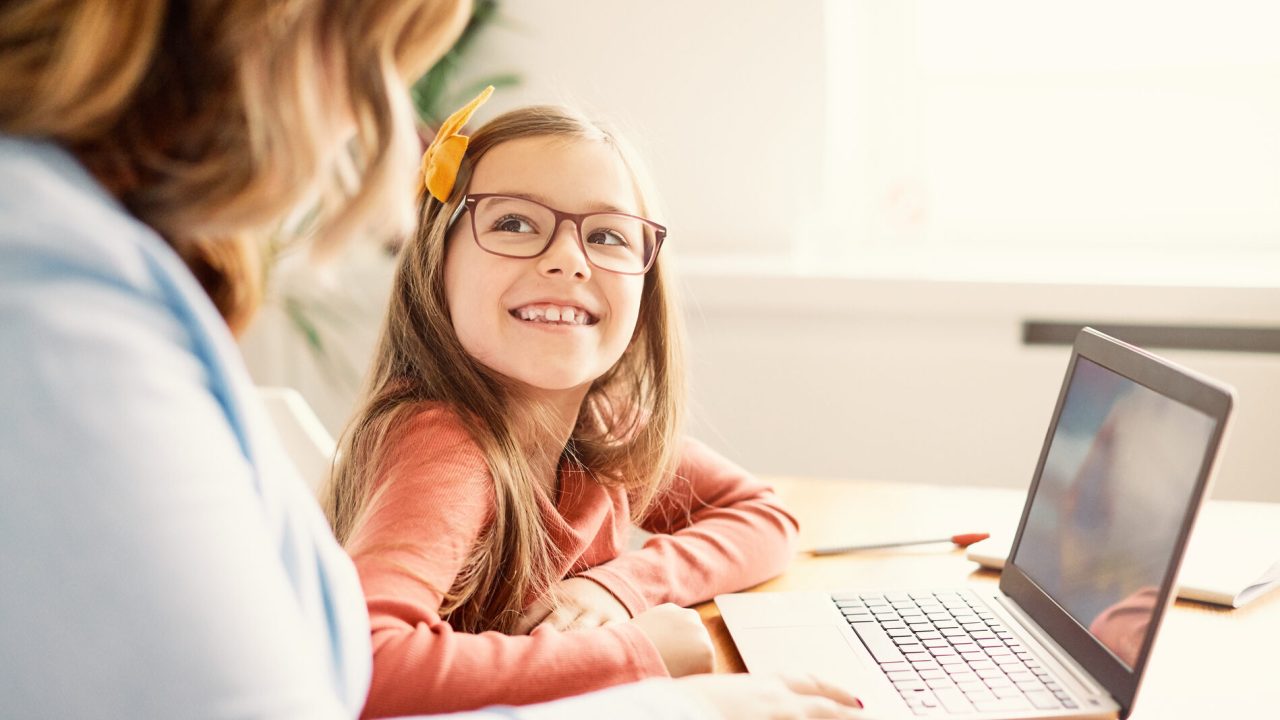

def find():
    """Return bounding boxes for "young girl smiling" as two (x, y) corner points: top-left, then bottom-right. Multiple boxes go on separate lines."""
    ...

(325, 95), (800, 718)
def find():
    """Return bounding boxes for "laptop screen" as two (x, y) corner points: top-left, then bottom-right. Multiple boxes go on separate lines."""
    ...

(1011, 356), (1217, 670)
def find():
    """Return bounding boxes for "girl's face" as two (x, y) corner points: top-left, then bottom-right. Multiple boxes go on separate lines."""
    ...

(443, 136), (646, 400)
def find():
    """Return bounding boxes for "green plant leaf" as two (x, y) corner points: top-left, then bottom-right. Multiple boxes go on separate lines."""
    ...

(284, 297), (325, 355)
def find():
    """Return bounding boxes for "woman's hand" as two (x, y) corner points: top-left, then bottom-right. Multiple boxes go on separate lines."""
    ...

(676, 673), (871, 719)
(627, 603), (715, 677)
(514, 577), (631, 634)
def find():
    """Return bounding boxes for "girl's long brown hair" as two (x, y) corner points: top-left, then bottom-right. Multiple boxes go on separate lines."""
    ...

(0, 0), (468, 333)
(324, 106), (687, 633)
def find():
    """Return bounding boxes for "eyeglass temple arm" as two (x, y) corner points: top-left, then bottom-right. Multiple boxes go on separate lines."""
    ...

(445, 198), (468, 230)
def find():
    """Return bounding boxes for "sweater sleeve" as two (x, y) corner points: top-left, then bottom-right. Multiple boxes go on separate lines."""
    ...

(576, 438), (800, 616)
(347, 410), (668, 719)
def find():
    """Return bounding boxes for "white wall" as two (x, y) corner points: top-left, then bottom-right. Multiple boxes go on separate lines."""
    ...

(461, 0), (828, 257)
(681, 274), (1280, 502)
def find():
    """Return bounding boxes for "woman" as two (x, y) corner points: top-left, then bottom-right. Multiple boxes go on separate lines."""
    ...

(0, 2), (864, 718)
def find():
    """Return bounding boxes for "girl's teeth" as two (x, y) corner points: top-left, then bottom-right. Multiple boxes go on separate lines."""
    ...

(513, 305), (592, 324)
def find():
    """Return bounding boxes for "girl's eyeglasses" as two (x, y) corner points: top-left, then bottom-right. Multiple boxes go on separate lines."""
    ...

(447, 193), (667, 275)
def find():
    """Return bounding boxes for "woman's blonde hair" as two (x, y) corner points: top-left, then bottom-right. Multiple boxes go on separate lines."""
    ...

(325, 106), (686, 633)
(0, 0), (468, 333)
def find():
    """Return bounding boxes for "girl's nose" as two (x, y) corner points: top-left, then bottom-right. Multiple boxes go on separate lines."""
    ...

(536, 219), (592, 280)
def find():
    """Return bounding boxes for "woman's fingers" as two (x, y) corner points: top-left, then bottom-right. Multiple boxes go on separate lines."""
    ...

(779, 673), (863, 709)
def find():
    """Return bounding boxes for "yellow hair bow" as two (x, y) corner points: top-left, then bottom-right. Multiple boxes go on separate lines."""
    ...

(419, 85), (494, 203)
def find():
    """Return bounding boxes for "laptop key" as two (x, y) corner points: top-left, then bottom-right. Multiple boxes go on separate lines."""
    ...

(972, 697), (1033, 712)
(991, 685), (1022, 699)
(931, 687), (974, 713)
(1014, 678), (1044, 691)
(1025, 690), (1062, 710)
(963, 689), (997, 703)
(894, 679), (928, 692)
(850, 622), (905, 664)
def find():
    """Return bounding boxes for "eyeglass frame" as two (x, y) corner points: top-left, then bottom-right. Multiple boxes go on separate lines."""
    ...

(446, 193), (668, 275)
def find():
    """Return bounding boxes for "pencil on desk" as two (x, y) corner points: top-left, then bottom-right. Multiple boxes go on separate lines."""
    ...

(810, 532), (990, 556)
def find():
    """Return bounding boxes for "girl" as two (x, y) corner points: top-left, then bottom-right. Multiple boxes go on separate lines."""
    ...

(324, 97), (802, 717)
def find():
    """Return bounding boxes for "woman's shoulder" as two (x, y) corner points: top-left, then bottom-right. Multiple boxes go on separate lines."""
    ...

(0, 137), (172, 293)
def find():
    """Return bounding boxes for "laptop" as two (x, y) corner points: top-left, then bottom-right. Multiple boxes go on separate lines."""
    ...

(716, 328), (1234, 719)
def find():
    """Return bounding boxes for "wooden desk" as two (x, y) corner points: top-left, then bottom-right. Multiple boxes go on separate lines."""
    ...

(698, 477), (1280, 718)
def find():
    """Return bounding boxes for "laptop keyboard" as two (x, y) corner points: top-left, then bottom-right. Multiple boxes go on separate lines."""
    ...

(833, 590), (1080, 715)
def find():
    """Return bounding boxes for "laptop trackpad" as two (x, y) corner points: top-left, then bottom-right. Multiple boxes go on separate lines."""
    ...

(730, 626), (900, 711)
(732, 625), (864, 675)
(716, 590), (843, 628)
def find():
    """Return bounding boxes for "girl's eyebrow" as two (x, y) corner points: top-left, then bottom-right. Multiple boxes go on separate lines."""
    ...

(487, 190), (630, 215)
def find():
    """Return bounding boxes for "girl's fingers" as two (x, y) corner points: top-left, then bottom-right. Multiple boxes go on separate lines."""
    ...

(513, 601), (554, 635)
(566, 612), (611, 631)
(537, 605), (585, 632)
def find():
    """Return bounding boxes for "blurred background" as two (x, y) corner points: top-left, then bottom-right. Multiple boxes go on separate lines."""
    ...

(240, 0), (1280, 501)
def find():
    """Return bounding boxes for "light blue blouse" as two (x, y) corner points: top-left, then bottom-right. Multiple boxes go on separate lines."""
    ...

(0, 137), (703, 720)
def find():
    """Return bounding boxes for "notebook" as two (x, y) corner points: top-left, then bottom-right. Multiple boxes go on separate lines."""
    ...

(966, 500), (1280, 609)
(716, 328), (1235, 719)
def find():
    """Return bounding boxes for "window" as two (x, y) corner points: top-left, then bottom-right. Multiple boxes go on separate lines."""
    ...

(816, 0), (1280, 284)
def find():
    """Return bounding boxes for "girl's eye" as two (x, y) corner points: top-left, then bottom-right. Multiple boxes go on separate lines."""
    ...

(493, 214), (537, 234)
(586, 229), (629, 247)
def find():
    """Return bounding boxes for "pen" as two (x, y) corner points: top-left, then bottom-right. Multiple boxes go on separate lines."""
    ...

(810, 532), (990, 557)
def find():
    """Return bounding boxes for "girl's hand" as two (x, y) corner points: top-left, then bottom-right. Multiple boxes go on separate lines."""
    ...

(676, 673), (871, 719)
(627, 603), (714, 677)
(515, 577), (631, 634)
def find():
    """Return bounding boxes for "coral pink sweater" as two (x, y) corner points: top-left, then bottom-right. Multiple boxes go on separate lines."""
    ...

(346, 407), (799, 717)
